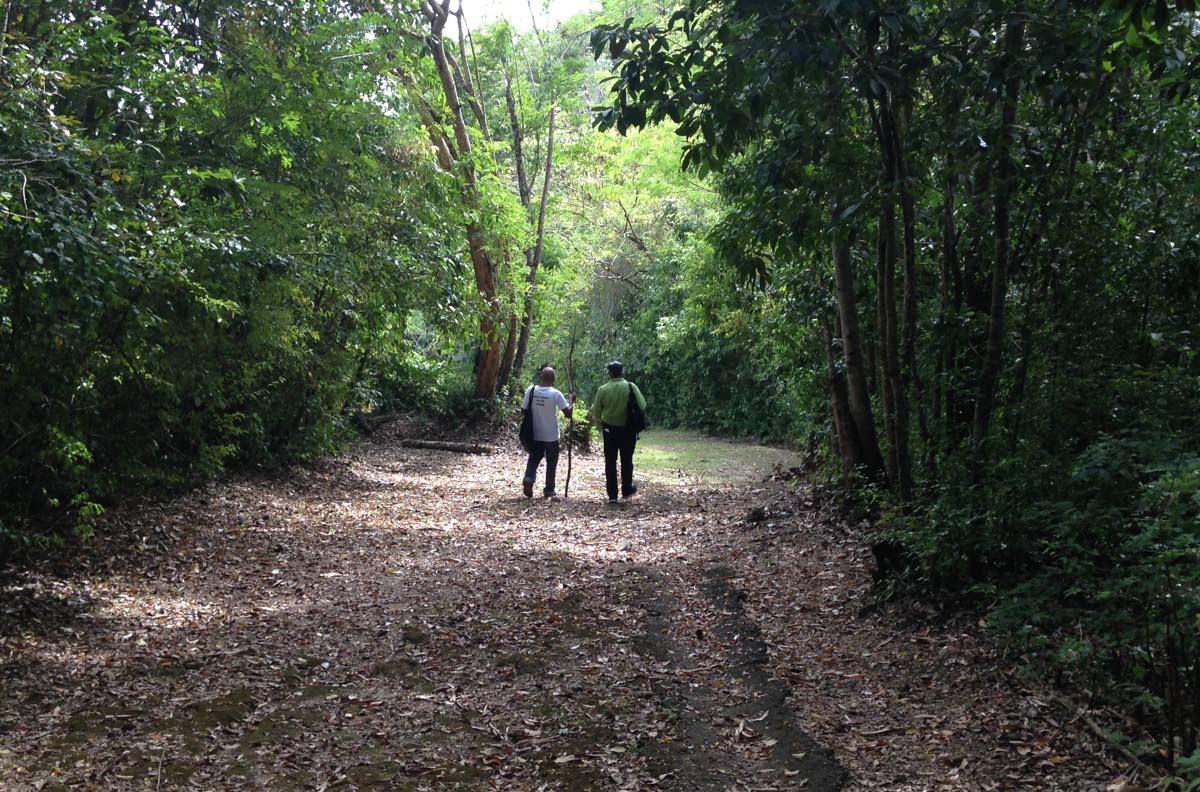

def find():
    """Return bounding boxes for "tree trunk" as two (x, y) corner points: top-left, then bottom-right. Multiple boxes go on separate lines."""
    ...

(823, 315), (858, 477)
(884, 102), (919, 387)
(973, 18), (1026, 444)
(875, 100), (913, 500)
(933, 164), (959, 467)
(831, 221), (884, 478)
(512, 105), (556, 383)
(876, 212), (899, 487)
(887, 102), (930, 459)
(496, 309), (518, 391)
(451, 10), (489, 141)
(505, 74), (532, 208)
(421, 5), (501, 399)
(866, 337), (877, 396)
(564, 326), (578, 496)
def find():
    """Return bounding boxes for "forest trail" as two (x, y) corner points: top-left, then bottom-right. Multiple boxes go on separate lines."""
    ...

(3, 429), (1114, 791)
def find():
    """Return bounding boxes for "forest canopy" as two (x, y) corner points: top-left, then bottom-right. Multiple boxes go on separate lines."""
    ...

(2, 0), (1199, 778)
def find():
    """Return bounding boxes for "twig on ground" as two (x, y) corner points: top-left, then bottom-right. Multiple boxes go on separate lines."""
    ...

(400, 439), (494, 454)
(1047, 693), (1159, 783)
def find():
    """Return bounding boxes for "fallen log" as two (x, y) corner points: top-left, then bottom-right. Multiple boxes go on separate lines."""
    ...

(400, 439), (494, 454)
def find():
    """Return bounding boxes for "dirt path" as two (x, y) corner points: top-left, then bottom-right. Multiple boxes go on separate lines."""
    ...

(1, 429), (1121, 790)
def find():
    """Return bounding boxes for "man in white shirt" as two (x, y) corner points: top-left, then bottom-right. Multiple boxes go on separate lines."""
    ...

(521, 367), (573, 499)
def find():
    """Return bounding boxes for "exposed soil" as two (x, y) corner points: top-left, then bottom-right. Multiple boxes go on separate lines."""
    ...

(0, 427), (1134, 790)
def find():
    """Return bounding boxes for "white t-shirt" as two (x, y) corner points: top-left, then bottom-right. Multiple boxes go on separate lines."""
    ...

(523, 385), (570, 442)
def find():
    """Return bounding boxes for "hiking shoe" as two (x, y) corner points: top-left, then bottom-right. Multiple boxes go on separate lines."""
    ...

(522, 479), (533, 498)
(544, 491), (559, 500)
(622, 485), (638, 500)
(607, 498), (620, 506)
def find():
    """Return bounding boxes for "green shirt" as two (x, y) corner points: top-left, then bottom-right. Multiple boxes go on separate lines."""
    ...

(590, 378), (647, 427)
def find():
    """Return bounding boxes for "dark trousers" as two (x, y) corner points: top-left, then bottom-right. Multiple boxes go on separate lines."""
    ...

(602, 425), (637, 500)
(523, 440), (560, 495)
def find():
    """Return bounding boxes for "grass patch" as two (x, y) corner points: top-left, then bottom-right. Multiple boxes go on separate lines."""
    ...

(634, 430), (801, 487)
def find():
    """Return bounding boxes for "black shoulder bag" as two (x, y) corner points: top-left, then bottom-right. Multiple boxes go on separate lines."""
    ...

(519, 386), (536, 452)
(626, 382), (647, 435)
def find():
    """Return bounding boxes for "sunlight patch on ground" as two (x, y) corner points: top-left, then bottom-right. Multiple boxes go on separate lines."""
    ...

(634, 430), (802, 487)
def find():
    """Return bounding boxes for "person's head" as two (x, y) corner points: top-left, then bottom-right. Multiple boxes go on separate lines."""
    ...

(606, 360), (624, 379)
(539, 366), (556, 386)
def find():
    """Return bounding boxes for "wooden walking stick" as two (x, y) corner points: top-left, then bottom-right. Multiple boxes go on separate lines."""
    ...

(564, 326), (578, 498)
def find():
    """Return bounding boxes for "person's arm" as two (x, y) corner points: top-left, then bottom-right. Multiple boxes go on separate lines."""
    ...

(557, 390), (573, 418)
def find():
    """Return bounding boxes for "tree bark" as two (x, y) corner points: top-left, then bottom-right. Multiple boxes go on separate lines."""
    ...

(876, 211), (899, 487)
(866, 337), (877, 396)
(504, 71), (539, 386)
(883, 101), (919, 387)
(973, 18), (1026, 444)
(823, 315), (858, 477)
(887, 101), (930, 458)
(512, 105), (556, 384)
(505, 74), (532, 208)
(452, 9), (489, 141)
(421, 2), (501, 398)
(934, 164), (960, 465)
(496, 304), (518, 390)
(883, 105), (913, 498)
(831, 221), (885, 478)
(445, 47), (489, 142)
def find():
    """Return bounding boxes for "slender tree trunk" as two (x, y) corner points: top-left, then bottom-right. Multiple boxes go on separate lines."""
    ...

(933, 164), (959, 467)
(505, 74), (532, 208)
(831, 221), (884, 478)
(452, 10), (489, 141)
(502, 72), (536, 388)
(870, 96), (912, 498)
(878, 220), (897, 482)
(884, 102), (919, 387)
(877, 211), (899, 487)
(564, 325), (578, 497)
(823, 315), (858, 476)
(0, 0), (12, 61)
(887, 102), (930, 461)
(512, 105), (556, 383)
(973, 18), (1026, 444)
(496, 307), (518, 391)
(866, 337), (877, 396)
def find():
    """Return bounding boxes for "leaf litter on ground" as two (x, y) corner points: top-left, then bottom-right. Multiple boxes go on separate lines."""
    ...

(0, 425), (1136, 790)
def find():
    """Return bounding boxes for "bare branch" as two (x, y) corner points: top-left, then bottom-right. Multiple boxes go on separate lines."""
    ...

(616, 198), (648, 252)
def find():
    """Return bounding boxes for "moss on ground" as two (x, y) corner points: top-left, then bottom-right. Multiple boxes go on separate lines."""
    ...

(634, 430), (801, 486)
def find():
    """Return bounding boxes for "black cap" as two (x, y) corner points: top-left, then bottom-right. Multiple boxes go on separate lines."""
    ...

(607, 360), (624, 376)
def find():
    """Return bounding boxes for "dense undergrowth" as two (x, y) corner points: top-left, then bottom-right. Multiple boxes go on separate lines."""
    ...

(0, 4), (483, 556)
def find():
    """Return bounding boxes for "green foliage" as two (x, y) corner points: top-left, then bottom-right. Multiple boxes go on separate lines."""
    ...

(0, 2), (472, 555)
(589, 0), (1200, 764)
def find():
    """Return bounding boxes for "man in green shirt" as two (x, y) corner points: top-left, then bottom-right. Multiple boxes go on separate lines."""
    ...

(590, 360), (647, 504)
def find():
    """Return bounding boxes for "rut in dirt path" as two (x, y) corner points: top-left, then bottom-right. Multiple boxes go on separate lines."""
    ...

(622, 561), (844, 790)
(1, 430), (844, 791)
